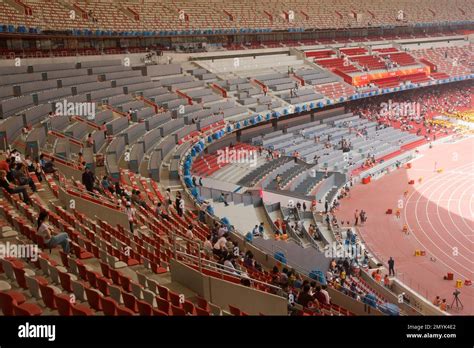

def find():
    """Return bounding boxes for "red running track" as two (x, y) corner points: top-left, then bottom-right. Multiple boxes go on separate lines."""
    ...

(337, 136), (473, 315)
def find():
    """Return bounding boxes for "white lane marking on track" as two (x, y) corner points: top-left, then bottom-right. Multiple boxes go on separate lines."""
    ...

(422, 168), (472, 258)
(453, 176), (474, 237)
(404, 162), (474, 278)
(434, 173), (473, 251)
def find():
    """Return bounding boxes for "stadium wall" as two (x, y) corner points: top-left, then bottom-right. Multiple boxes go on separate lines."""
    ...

(170, 259), (288, 315)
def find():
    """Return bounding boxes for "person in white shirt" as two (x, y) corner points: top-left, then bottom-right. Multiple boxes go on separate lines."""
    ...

(223, 255), (239, 275)
(320, 285), (331, 305)
(125, 201), (136, 233)
(218, 225), (227, 238)
(213, 234), (228, 257)
(185, 224), (194, 240)
(37, 211), (70, 253)
(203, 235), (213, 256)
(251, 225), (260, 236)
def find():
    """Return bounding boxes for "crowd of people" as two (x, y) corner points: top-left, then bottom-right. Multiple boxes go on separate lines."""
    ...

(350, 82), (473, 141)
(0, 149), (57, 204)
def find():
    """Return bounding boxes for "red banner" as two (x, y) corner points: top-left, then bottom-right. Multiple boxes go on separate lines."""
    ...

(351, 66), (431, 86)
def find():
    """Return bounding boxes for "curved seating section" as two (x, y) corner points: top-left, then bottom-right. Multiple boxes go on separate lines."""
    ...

(192, 143), (257, 177)
(410, 44), (473, 77)
(1, 47), (471, 318)
(0, 0), (472, 33)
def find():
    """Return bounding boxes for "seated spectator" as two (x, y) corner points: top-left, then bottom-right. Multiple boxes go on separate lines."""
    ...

(101, 176), (114, 194)
(37, 211), (70, 253)
(297, 285), (314, 308)
(293, 273), (303, 289)
(185, 224), (195, 240)
(313, 285), (327, 304)
(279, 268), (289, 287)
(41, 155), (57, 174)
(251, 224), (260, 237)
(155, 202), (169, 221)
(213, 233), (228, 258)
(321, 285), (331, 305)
(30, 157), (43, 182)
(12, 163), (36, 192)
(223, 255), (238, 275)
(439, 299), (447, 311)
(0, 170), (31, 204)
(218, 224), (228, 238)
(271, 266), (281, 285)
(203, 235), (213, 256)
(131, 190), (146, 208)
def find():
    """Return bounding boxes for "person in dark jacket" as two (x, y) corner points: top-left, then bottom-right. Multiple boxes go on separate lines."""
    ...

(297, 284), (314, 308)
(388, 257), (395, 276)
(82, 167), (95, 192)
(0, 170), (30, 204)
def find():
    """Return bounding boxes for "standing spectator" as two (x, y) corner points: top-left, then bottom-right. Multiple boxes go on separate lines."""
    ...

(102, 122), (107, 139)
(302, 202), (307, 212)
(165, 188), (172, 207)
(219, 192), (229, 206)
(395, 208), (401, 219)
(125, 201), (136, 233)
(86, 133), (94, 149)
(311, 199), (317, 212)
(82, 167), (95, 192)
(175, 191), (181, 214)
(388, 257), (395, 276)
(325, 200), (329, 214)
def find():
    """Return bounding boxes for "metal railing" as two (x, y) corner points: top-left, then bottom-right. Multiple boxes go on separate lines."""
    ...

(169, 231), (282, 294)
